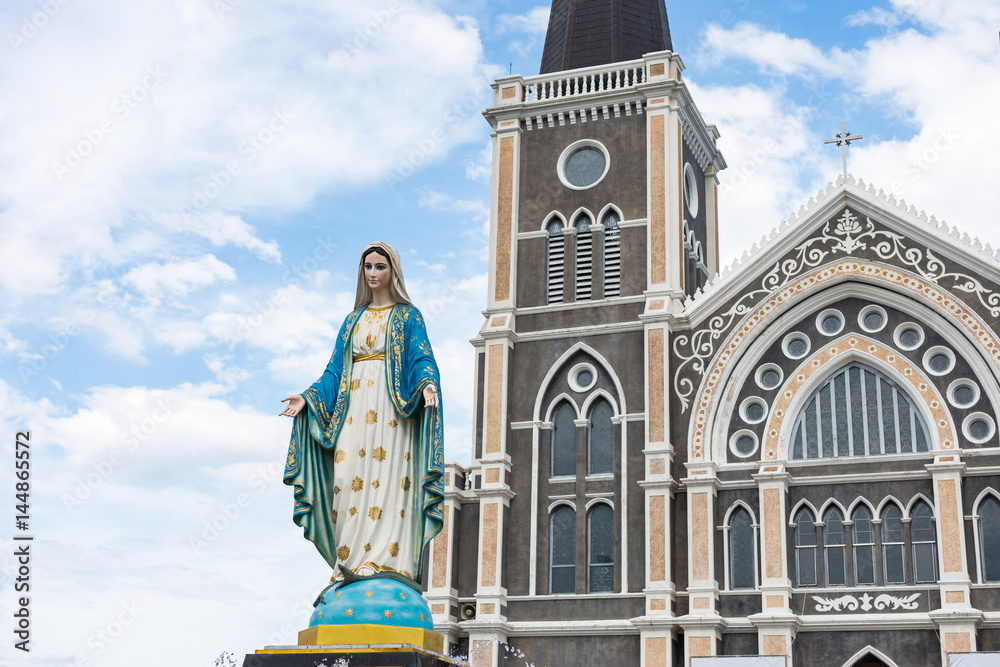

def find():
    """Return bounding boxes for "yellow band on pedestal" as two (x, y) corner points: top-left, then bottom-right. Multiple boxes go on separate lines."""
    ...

(292, 624), (444, 654)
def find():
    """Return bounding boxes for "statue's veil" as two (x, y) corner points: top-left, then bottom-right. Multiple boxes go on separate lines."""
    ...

(354, 241), (413, 308)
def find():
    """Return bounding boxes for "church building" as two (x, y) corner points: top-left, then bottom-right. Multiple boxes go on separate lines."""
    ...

(420, 1), (1000, 665)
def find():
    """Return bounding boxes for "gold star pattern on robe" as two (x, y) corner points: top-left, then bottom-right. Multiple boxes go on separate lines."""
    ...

(368, 506), (383, 521)
(353, 323), (360, 335)
(373, 446), (387, 462)
(366, 333), (377, 348)
(338, 546), (350, 561)
(352, 476), (364, 492)
(358, 448), (366, 458)
(389, 419), (397, 429)
(366, 409), (377, 424)
(335, 450), (346, 463)
(401, 477), (411, 492)
(349, 507), (358, 517)
(351, 379), (361, 391)
(398, 591), (406, 599)
(335, 591), (343, 598)
(318, 611), (324, 619)
(365, 590), (374, 598)
(399, 509), (405, 518)
(383, 610), (392, 618)
(346, 417), (353, 426)
(332, 510), (338, 524)
(334, 485), (342, 495)
(389, 543), (399, 557)
(346, 609), (353, 617)
(364, 543), (371, 552)
(404, 452), (410, 461)
(420, 613), (425, 622)
(371, 479), (380, 489)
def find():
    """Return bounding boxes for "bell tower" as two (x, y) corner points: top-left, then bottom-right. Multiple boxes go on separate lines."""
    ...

(460, 2), (727, 665)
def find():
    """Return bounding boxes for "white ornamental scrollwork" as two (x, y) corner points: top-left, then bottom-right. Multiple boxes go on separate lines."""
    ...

(812, 592), (920, 612)
(673, 207), (1000, 411)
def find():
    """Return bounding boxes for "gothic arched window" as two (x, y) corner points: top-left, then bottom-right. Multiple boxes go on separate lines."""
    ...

(546, 219), (565, 304)
(587, 398), (614, 475)
(601, 210), (621, 298)
(728, 506), (755, 590)
(551, 402), (576, 478)
(979, 495), (1000, 582)
(911, 501), (938, 583)
(824, 507), (847, 586)
(587, 504), (614, 593)
(575, 215), (593, 301)
(794, 507), (818, 586)
(550, 505), (576, 594)
(881, 503), (906, 584)
(790, 363), (931, 460)
(852, 505), (877, 585)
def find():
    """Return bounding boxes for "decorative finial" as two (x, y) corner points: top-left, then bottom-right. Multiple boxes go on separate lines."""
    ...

(825, 122), (864, 178)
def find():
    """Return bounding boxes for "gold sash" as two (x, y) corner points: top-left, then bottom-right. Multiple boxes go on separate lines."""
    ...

(353, 353), (385, 362)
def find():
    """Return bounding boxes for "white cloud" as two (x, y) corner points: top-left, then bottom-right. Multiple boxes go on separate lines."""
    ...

(701, 22), (853, 78)
(124, 253), (236, 298)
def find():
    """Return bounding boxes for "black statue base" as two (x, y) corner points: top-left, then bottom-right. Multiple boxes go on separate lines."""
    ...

(241, 645), (461, 667)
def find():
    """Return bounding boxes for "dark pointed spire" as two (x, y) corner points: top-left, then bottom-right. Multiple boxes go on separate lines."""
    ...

(539, 0), (673, 75)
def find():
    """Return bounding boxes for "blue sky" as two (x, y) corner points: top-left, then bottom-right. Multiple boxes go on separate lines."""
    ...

(1, 0), (999, 665)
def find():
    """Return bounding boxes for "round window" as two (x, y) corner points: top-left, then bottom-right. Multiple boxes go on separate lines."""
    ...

(858, 305), (887, 333)
(922, 346), (955, 376)
(741, 397), (768, 424)
(683, 163), (699, 218)
(894, 323), (924, 350)
(816, 309), (845, 336)
(963, 413), (996, 444)
(557, 140), (610, 190)
(782, 333), (811, 360)
(568, 362), (598, 392)
(756, 364), (784, 391)
(730, 429), (759, 458)
(948, 380), (980, 409)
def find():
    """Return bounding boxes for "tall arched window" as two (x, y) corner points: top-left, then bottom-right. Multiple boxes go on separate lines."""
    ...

(729, 506), (755, 590)
(547, 219), (565, 304)
(794, 508), (818, 586)
(911, 501), (938, 583)
(790, 363), (931, 460)
(587, 398), (614, 475)
(852, 506), (877, 585)
(682, 220), (708, 296)
(587, 504), (614, 593)
(824, 507), (847, 586)
(601, 210), (621, 298)
(979, 495), (1000, 582)
(550, 505), (576, 594)
(575, 215), (593, 301)
(881, 503), (906, 584)
(551, 402), (576, 478)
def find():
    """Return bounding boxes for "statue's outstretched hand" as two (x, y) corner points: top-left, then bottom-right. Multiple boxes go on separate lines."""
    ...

(280, 394), (306, 417)
(422, 384), (439, 408)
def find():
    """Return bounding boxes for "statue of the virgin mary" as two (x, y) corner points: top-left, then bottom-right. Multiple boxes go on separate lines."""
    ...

(280, 242), (444, 584)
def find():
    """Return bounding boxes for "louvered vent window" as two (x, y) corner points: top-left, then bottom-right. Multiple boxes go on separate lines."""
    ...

(790, 363), (931, 460)
(575, 216), (592, 301)
(602, 210), (621, 298)
(547, 219), (565, 304)
(683, 219), (709, 296)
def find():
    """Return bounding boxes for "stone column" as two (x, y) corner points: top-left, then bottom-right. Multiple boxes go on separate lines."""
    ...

(680, 463), (724, 662)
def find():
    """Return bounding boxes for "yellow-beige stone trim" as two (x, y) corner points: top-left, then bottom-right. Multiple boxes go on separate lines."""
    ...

(650, 115), (666, 285)
(485, 344), (505, 454)
(481, 503), (499, 587)
(495, 136), (514, 303)
(688, 260), (998, 460)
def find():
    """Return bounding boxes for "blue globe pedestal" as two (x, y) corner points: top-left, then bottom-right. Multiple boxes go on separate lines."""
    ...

(242, 579), (460, 667)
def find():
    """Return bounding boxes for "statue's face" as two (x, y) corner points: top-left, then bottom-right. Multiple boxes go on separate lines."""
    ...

(363, 251), (391, 294)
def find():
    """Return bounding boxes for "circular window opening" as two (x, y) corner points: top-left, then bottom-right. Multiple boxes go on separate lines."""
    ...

(756, 364), (784, 391)
(816, 309), (845, 336)
(922, 346), (955, 376)
(730, 429), (759, 458)
(963, 413), (996, 444)
(894, 323), (924, 350)
(948, 380), (980, 409)
(683, 163), (699, 218)
(741, 397), (768, 424)
(782, 332), (811, 359)
(557, 140), (610, 190)
(568, 362), (598, 393)
(859, 306), (887, 333)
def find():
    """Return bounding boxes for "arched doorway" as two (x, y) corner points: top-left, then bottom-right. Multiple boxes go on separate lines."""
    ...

(853, 657), (889, 667)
